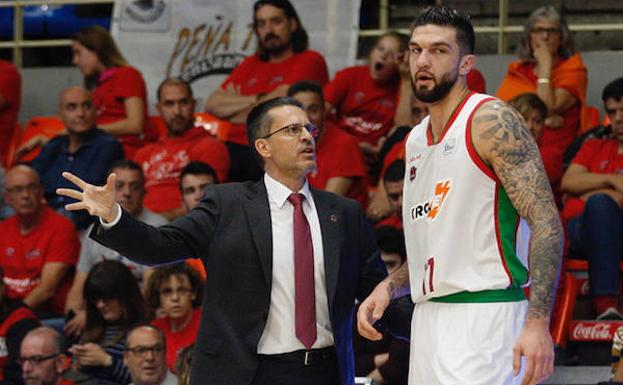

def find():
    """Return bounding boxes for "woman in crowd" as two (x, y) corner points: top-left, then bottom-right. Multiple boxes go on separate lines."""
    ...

(498, 5), (588, 183)
(69, 260), (148, 385)
(72, 25), (156, 159)
(147, 263), (203, 371)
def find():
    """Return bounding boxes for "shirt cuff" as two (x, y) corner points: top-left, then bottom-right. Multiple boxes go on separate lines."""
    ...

(99, 203), (122, 229)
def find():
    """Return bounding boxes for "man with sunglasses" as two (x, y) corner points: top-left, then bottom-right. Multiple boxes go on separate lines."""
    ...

(124, 326), (176, 385)
(20, 327), (71, 385)
(56, 97), (411, 385)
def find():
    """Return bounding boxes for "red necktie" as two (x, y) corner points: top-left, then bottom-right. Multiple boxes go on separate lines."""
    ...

(287, 193), (317, 349)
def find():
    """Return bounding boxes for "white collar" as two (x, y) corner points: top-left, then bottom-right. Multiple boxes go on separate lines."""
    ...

(264, 173), (313, 209)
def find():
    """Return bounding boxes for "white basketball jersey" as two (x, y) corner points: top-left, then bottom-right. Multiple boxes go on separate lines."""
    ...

(403, 93), (530, 304)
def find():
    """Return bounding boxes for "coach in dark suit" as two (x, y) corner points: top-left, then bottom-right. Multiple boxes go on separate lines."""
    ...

(57, 97), (409, 385)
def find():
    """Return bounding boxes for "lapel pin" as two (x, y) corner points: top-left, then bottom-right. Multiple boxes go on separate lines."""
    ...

(330, 214), (337, 222)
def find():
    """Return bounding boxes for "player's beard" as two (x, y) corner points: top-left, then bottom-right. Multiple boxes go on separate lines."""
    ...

(412, 70), (458, 104)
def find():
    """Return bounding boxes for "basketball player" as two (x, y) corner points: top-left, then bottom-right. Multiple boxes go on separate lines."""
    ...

(357, 6), (563, 385)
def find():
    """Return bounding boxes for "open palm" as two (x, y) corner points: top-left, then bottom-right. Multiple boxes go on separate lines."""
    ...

(56, 172), (118, 222)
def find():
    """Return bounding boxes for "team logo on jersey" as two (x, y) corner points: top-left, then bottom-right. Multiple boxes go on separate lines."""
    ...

(409, 179), (452, 222)
(443, 138), (456, 156)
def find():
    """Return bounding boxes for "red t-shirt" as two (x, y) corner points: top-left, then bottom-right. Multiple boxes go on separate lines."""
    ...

(309, 123), (368, 209)
(0, 60), (21, 164)
(324, 66), (400, 146)
(220, 50), (329, 145)
(0, 207), (79, 314)
(93, 66), (157, 159)
(562, 138), (623, 220)
(134, 126), (230, 213)
(152, 308), (201, 371)
(467, 69), (486, 93)
(539, 142), (563, 193)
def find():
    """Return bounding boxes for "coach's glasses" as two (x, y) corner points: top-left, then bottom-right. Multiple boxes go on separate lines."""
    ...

(261, 123), (319, 139)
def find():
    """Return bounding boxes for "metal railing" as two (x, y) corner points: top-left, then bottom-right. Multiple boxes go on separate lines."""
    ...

(0, 0), (114, 66)
(2, 0), (623, 67)
(361, 0), (623, 54)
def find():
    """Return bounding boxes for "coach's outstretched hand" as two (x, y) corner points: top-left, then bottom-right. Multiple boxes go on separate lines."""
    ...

(56, 171), (119, 223)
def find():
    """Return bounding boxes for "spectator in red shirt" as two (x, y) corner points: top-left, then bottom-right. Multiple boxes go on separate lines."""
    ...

(71, 26), (155, 159)
(0, 165), (79, 317)
(147, 264), (203, 372)
(324, 32), (408, 157)
(135, 78), (230, 220)
(287, 81), (368, 208)
(205, 0), (329, 182)
(561, 77), (623, 320)
(20, 327), (73, 385)
(0, 60), (21, 166)
(509, 93), (563, 193)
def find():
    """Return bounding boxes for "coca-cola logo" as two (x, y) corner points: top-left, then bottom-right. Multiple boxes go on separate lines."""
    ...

(570, 321), (620, 341)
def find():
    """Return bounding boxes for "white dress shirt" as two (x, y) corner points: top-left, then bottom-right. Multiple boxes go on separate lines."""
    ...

(257, 173), (334, 354)
(102, 174), (335, 353)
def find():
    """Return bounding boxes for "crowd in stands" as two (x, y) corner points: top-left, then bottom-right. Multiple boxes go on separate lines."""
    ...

(0, 0), (622, 383)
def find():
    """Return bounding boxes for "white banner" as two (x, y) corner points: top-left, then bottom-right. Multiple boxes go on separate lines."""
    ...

(111, 0), (361, 113)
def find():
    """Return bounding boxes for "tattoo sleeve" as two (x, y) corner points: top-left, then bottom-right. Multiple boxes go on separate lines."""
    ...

(386, 263), (410, 300)
(474, 101), (563, 320)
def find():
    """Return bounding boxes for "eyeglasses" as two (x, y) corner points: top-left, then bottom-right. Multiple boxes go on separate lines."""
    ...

(18, 353), (60, 366)
(261, 123), (319, 139)
(530, 27), (561, 36)
(126, 344), (165, 357)
(160, 287), (193, 297)
(5, 184), (40, 195)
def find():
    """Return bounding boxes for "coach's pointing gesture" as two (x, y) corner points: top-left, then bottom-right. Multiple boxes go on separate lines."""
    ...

(56, 171), (119, 223)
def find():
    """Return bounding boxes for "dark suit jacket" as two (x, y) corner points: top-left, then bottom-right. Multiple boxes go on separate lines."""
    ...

(91, 179), (404, 385)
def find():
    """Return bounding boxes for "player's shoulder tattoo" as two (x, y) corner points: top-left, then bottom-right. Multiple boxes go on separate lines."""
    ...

(473, 100), (539, 165)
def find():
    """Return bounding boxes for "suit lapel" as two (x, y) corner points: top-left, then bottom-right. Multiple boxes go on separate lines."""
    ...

(243, 180), (273, 290)
(313, 189), (341, 312)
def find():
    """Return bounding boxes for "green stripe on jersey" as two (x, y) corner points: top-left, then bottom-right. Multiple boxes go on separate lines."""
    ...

(430, 288), (526, 303)
(497, 186), (529, 287)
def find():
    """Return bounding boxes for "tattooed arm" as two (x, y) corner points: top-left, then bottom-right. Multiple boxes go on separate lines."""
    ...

(472, 100), (563, 385)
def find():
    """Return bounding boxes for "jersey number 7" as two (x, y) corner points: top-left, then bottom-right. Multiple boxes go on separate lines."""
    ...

(422, 257), (435, 295)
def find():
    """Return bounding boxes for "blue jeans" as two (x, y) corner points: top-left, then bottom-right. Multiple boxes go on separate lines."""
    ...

(568, 194), (623, 296)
